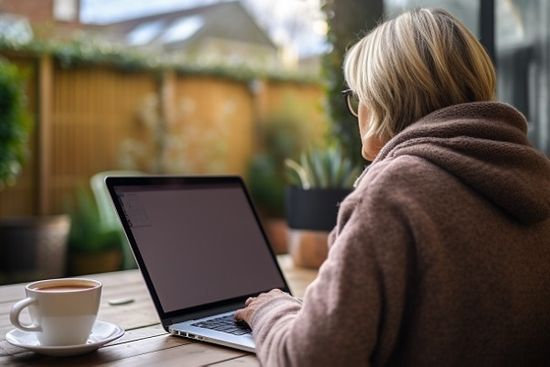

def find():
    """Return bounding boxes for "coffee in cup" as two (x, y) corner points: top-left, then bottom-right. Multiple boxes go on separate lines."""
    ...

(10, 278), (102, 346)
(37, 285), (96, 292)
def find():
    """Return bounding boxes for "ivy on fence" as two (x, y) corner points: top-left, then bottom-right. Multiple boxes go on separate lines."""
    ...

(0, 36), (320, 85)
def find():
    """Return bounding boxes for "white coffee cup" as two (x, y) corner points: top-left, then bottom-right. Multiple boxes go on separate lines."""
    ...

(10, 278), (102, 346)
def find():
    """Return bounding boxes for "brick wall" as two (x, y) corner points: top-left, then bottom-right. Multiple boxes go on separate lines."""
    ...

(0, 0), (81, 26)
(0, 0), (54, 23)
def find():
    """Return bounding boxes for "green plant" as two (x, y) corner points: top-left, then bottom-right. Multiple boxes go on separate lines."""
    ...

(67, 188), (122, 253)
(248, 153), (285, 217)
(321, 0), (383, 167)
(247, 106), (313, 217)
(0, 36), (321, 84)
(0, 58), (31, 188)
(285, 144), (360, 189)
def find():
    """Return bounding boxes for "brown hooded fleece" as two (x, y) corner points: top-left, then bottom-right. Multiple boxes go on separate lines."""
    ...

(250, 102), (550, 366)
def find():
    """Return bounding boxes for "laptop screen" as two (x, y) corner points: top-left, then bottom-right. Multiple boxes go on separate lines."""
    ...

(112, 180), (286, 313)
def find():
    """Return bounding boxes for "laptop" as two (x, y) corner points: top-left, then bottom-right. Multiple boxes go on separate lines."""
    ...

(105, 176), (291, 353)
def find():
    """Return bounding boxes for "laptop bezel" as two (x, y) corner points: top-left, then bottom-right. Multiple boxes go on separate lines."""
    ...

(105, 175), (292, 330)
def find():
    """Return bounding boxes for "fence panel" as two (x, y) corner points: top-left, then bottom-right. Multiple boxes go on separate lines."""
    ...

(261, 80), (328, 146)
(50, 66), (158, 213)
(0, 55), (327, 217)
(170, 76), (255, 175)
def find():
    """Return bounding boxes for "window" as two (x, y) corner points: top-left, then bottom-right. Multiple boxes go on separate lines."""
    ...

(385, 0), (480, 36)
(127, 21), (165, 46)
(54, 0), (78, 22)
(496, 0), (550, 154)
(385, 0), (550, 155)
(161, 16), (204, 44)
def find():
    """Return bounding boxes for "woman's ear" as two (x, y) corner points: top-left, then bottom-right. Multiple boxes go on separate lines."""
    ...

(362, 133), (387, 161)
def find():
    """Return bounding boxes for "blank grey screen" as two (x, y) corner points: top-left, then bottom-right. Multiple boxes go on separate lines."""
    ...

(115, 183), (285, 313)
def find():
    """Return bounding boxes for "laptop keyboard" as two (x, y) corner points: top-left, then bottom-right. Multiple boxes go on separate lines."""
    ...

(191, 315), (252, 335)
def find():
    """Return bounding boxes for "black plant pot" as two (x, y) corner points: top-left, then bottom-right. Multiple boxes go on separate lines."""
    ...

(285, 186), (351, 231)
(0, 215), (71, 285)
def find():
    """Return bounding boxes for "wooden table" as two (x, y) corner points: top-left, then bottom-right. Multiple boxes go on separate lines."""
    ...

(0, 255), (318, 366)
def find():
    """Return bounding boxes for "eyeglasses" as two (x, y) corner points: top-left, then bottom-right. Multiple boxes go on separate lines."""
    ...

(342, 89), (359, 117)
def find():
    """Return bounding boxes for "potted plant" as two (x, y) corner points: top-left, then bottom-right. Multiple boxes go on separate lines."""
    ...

(285, 144), (360, 268)
(0, 58), (72, 284)
(66, 188), (123, 275)
(247, 153), (288, 253)
(247, 108), (311, 254)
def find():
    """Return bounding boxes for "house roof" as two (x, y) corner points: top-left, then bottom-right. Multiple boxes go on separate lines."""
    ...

(103, 1), (276, 50)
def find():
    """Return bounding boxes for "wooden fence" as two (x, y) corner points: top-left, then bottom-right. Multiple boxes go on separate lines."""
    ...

(0, 54), (328, 217)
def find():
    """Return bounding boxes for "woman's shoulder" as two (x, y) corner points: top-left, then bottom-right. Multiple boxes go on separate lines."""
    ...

(331, 154), (462, 253)
(330, 155), (438, 252)
(340, 154), (463, 227)
(335, 155), (438, 224)
(354, 155), (443, 200)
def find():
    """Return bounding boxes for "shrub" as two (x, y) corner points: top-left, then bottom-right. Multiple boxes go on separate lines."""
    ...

(0, 58), (31, 188)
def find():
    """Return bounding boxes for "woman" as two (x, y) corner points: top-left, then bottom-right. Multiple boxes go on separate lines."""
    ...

(236, 8), (550, 366)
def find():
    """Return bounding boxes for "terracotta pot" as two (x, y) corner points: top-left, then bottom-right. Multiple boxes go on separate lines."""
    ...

(263, 218), (289, 254)
(288, 229), (329, 269)
(70, 249), (123, 276)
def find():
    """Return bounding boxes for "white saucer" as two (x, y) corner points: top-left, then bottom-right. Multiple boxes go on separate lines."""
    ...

(5, 320), (125, 357)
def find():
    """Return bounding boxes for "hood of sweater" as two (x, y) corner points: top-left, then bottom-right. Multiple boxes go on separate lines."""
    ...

(370, 101), (550, 224)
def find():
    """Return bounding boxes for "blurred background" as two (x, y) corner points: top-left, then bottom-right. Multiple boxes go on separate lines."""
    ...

(0, 0), (547, 283)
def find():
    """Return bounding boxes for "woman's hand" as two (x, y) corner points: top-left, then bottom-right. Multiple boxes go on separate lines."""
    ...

(234, 289), (287, 325)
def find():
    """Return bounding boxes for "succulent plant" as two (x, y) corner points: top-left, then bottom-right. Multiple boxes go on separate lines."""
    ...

(285, 144), (360, 189)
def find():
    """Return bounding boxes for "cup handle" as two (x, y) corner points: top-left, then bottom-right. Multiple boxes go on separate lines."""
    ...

(10, 297), (42, 332)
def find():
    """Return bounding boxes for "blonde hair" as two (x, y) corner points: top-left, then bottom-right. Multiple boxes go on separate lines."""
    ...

(344, 8), (496, 140)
